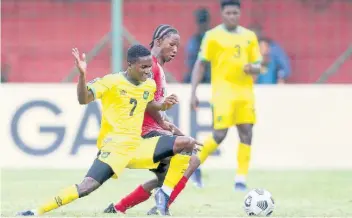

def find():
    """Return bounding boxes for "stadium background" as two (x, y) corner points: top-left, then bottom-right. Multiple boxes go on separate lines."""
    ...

(1, 0), (352, 217)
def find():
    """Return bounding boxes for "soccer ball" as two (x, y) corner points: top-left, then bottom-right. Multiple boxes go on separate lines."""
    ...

(243, 188), (275, 216)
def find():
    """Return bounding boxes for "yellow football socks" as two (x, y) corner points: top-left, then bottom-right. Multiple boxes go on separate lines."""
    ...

(236, 143), (251, 176)
(37, 185), (79, 215)
(198, 136), (219, 164)
(162, 154), (191, 195)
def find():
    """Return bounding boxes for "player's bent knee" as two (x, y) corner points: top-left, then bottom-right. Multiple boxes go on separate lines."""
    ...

(173, 136), (194, 153)
(77, 177), (101, 198)
(184, 137), (196, 153)
(213, 129), (228, 144)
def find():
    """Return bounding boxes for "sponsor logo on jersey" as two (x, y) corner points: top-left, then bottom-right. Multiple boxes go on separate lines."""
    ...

(120, 90), (127, 96)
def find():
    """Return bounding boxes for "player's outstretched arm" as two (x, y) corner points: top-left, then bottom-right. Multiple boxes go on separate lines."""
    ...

(146, 105), (170, 128)
(72, 48), (94, 104)
(147, 94), (178, 111)
(163, 116), (185, 136)
(190, 59), (207, 110)
(167, 121), (185, 136)
(245, 33), (267, 76)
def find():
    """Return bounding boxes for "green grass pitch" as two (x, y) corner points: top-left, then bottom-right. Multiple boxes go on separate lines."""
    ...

(1, 169), (352, 217)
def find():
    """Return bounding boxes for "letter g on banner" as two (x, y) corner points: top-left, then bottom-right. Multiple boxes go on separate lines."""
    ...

(11, 100), (65, 156)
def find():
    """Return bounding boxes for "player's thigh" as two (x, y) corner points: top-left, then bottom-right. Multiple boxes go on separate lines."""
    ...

(212, 99), (236, 130)
(127, 136), (161, 169)
(85, 158), (114, 184)
(128, 135), (176, 169)
(152, 135), (177, 162)
(234, 100), (256, 125)
(98, 148), (132, 178)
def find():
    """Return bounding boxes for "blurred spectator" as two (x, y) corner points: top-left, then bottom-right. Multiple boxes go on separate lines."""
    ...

(183, 8), (211, 84)
(1, 54), (10, 83)
(250, 24), (291, 84)
(1, 73), (8, 83)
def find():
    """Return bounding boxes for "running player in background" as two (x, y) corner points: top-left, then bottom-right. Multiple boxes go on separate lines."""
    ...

(104, 25), (201, 216)
(16, 45), (199, 216)
(191, 0), (264, 191)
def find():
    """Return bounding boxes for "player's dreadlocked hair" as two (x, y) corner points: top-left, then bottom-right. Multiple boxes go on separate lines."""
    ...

(150, 24), (179, 48)
(220, 0), (241, 9)
(127, 44), (151, 64)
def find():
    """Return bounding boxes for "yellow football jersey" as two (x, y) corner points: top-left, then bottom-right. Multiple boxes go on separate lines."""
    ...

(87, 73), (156, 150)
(199, 25), (262, 99)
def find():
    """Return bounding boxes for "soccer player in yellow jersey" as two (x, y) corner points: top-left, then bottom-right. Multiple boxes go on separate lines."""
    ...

(190, 0), (264, 191)
(103, 25), (201, 216)
(17, 45), (200, 216)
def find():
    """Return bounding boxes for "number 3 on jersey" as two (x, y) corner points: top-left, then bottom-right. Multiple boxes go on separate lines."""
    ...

(234, 45), (241, 58)
(129, 98), (137, 116)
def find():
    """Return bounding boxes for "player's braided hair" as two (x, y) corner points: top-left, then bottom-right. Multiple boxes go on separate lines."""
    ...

(127, 44), (151, 64)
(150, 24), (179, 48)
(221, 0), (241, 9)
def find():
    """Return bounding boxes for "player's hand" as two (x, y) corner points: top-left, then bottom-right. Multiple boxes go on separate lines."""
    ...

(190, 94), (199, 110)
(244, 64), (253, 74)
(72, 48), (87, 76)
(161, 94), (178, 110)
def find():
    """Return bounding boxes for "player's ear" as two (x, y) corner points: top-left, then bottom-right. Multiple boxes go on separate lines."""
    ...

(156, 38), (162, 47)
(127, 62), (132, 70)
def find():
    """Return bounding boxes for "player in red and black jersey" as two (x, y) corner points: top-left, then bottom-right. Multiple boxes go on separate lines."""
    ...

(104, 25), (201, 216)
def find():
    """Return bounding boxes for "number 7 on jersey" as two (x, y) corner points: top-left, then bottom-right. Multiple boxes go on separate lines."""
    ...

(129, 98), (137, 116)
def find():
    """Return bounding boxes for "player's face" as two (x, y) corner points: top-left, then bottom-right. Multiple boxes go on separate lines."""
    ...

(131, 56), (152, 82)
(222, 5), (240, 29)
(159, 33), (180, 63)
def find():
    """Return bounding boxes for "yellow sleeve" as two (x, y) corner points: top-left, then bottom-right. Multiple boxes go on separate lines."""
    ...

(86, 74), (113, 99)
(148, 91), (155, 102)
(248, 33), (262, 64)
(198, 32), (214, 62)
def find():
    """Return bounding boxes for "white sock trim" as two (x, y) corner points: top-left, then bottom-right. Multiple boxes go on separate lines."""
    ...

(235, 175), (246, 183)
(161, 185), (173, 196)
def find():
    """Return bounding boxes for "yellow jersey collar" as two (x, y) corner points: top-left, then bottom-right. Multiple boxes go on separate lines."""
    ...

(220, 24), (243, 34)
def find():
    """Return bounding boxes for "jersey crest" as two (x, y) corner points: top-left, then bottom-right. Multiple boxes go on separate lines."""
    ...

(143, 91), (150, 100)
